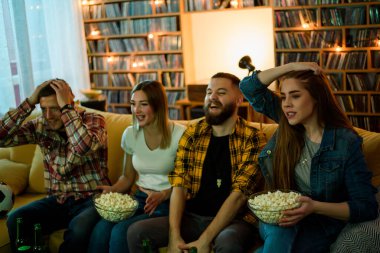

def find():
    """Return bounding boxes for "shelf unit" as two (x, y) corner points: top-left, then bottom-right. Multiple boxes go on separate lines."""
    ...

(82, 0), (185, 119)
(272, 0), (380, 132)
(183, 0), (270, 12)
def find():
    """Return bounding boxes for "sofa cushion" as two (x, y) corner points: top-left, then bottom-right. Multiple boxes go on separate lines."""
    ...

(9, 144), (36, 165)
(27, 146), (45, 193)
(0, 159), (29, 195)
(354, 128), (380, 187)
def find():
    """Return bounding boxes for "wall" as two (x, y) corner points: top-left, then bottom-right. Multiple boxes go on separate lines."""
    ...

(182, 7), (275, 84)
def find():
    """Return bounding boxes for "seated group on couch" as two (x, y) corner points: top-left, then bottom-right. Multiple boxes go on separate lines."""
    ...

(0, 63), (379, 253)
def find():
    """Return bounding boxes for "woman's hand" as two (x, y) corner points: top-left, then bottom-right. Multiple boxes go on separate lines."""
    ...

(96, 185), (113, 193)
(139, 187), (169, 215)
(288, 62), (322, 75)
(278, 195), (315, 227)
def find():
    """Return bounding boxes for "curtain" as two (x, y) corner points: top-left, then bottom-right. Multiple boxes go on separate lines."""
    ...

(0, 0), (89, 115)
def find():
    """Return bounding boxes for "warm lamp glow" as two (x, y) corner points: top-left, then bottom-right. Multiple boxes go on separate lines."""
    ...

(107, 56), (114, 63)
(148, 33), (154, 39)
(335, 46), (342, 52)
(82, 0), (94, 4)
(376, 37), (380, 47)
(154, 0), (163, 5)
(230, 0), (238, 8)
(91, 30), (100, 36)
(132, 62), (138, 68)
(138, 61), (144, 67)
(302, 23), (310, 29)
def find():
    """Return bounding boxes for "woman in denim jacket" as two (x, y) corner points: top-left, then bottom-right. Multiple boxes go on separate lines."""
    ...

(239, 62), (378, 253)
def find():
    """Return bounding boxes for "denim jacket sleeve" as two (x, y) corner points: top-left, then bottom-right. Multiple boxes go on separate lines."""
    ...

(342, 131), (379, 222)
(239, 72), (282, 123)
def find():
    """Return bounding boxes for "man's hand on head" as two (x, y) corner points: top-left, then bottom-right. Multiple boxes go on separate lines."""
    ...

(27, 80), (53, 106)
(50, 79), (75, 108)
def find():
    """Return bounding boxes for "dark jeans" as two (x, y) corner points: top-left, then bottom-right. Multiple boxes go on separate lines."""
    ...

(127, 212), (258, 253)
(87, 190), (170, 253)
(6, 195), (99, 253)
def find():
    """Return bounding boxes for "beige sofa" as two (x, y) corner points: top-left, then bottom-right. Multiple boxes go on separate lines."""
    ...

(0, 108), (379, 253)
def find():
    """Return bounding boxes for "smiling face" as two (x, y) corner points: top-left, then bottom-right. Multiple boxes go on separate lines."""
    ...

(280, 78), (318, 127)
(40, 95), (64, 130)
(130, 90), (155, 128)
(203, 77), (241, 125)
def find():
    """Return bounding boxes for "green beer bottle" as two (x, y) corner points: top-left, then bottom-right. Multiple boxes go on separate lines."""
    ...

(15, 217), (31, 252)
(141, 238), (153, 253)
(32, 223), (47, 253)
(189, 246), (198, 253)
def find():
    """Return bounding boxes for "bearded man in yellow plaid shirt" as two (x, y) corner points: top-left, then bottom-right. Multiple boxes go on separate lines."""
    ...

(127, 72), (265, 253)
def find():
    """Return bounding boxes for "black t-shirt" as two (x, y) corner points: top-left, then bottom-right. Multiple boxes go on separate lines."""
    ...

(186, 134), (232, 216)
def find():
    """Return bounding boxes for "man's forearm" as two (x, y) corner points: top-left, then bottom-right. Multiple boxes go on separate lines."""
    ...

(199, 191), (247, 244)
(169, 187), (187, 237)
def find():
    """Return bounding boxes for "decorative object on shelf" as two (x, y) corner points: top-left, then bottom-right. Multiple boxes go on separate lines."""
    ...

(80, 89), (103, 100)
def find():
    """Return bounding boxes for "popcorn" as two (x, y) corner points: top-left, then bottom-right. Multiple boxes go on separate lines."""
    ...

(248, 190), (301, 224)
(94, 192), (138, 222)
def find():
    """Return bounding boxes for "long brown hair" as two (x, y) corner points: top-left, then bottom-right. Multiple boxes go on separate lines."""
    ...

(271, 70), (354, 190)
(131, 80), (171, 149)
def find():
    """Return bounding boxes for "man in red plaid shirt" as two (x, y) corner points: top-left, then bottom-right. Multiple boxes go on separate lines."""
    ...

(1, 79), (110, 253)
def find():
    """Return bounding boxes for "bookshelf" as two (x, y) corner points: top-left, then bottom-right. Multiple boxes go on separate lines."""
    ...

(273, 0), (380, 132)
(82, 0), (185, 119)
(183, 0), (270, 11)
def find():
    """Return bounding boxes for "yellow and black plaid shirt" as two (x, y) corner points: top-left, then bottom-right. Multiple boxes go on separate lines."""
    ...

(169, 117), (265, 224)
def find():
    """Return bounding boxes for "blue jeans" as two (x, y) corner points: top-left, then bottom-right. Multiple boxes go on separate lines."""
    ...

(256, 215), (344, 253)
(6, 195), (99, 253)
(255, 222), (296, 253)
(87, 190), (169, 253)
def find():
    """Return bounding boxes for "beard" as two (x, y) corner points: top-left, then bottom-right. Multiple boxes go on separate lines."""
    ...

(204, 101), (236, 125)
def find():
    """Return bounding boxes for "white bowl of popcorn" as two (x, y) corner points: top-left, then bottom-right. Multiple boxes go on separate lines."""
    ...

(93, 192), (138, 223)
(248, 190), (301, 224)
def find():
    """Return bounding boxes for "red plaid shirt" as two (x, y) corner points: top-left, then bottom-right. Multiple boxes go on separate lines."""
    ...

(0, 100), (110, 203)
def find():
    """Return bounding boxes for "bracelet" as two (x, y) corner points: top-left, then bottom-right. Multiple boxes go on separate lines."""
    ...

(60, 104), (74, 113)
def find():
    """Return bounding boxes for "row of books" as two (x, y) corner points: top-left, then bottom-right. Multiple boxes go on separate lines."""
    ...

(275, 0), (377, 7)
(275, 30), (342, 49)
(274, 0), (340, 7)
(276, 52), (319, 65)
(322, 51), (367, 69)
(348, 116), (380, 132)
(92, 72), (185, 88)
(372, 51), (380, 68)
(336, 95), (367, 113)
(87, 35), (182, 53)
(85, 17), (178, 36)
(110, 72), (184, 88)
(321, 7), (366, 26)
(102, 89), (184, 105)
(346, 28), (380, 47)
(274, 9), (317, 28)
(82, 1), (180, 20)
(89, 54), (183, 70)
(370, 5), (380, 24)
(346, 73), (380, 92)
(184, 0), (269, 12)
